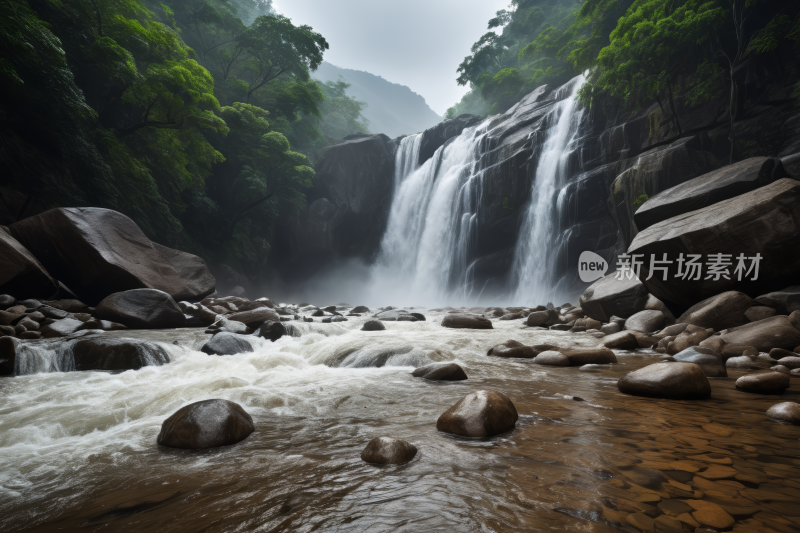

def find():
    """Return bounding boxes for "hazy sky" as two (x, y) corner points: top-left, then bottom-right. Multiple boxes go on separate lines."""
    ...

(273, 0), (510, 116)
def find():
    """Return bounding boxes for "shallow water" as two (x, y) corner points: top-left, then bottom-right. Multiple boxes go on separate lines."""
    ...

(1, 311), (799, 532)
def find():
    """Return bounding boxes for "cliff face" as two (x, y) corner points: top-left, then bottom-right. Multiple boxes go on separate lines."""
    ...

(279, 45), (800, 300)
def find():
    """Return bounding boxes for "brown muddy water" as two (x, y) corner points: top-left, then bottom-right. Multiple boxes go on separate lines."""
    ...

(1, 310), (798, 532)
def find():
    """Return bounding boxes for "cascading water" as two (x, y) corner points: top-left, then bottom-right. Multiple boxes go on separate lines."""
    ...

(369, 123), (492, 306)
(511, 74), (586, 305)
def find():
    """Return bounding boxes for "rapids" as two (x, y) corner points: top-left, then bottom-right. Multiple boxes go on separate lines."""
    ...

(1, 311), (798, 532)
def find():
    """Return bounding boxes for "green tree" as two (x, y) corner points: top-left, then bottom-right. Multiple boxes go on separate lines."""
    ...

(316, 77), (370, 140)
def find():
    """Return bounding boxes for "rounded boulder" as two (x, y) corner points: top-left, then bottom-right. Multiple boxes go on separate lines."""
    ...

(441, 314), (493, 330)
(95, 289), (186, 329)
(361, 320), (385, 331)
(360, 437), (417, 464)
(766, 402), (800, 424)
(735, 372), (791, 393)
(618, 362), (711, 399)
(533, 351), (569, 366)
(411, 363), (467, 381)
(201, 332), (254, 356)
(436, 390), (518, 437)
(487, 340), (535, 359)
(157, 399), (254, 449)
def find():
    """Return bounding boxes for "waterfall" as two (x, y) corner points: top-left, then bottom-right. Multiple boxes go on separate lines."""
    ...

(511, 75), (586, 305)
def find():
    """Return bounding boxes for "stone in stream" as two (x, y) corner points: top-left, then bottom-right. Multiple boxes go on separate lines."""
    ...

(667, 325), (714, 355)
(95, 289), (186, 329)
(726, 355), (772, 370)
(766, 402), (800, 424)
(157, 399), (254, 449)
(600, 322), (621, 335)
(441, 314), (493, 330)
(361, 320), (385, 331)
(72, 337), (170, 371)
(351, 306), (370, 313)
(253, 320), (286, 342)
(720, 344), (758, 358)
(624, 310), (668, 333)
(719, 316), (800, 352)
(0, 337), (17, 375)
(360, 437), (417, 465)
(673, 347), (727, 377)
(772, 365), (791, 375)
(677, 291), (757, 330)
(201, 332), (254, 356)
(685, 499), (735, 529)
(776, 355), (800, 369)
(617, 362), (712, 399)
(487, 340), (536, 359)
(207, 317), (249, 335)
(735, 372), (791, 393)
(226, 307), (280, 328)
(409, 313), (426, 321)
(39, 318), (85, 338)
(533, 351), (569, 366)
(602, 332), (640, 350)
(436, 390), (518, 437)
(411, 363), (467, 381)
(755, 285), (800, 315)
(526, 309), (560, 327)
(578, 273), (650, 323)
(559, 348), (617, 366)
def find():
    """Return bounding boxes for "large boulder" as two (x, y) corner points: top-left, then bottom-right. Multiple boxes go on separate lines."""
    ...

(735, 373), (791, 393)
(677, 291), (758, 330)
(157, 399), (254, 449)
(412, 362), (468, 381)
(719, 316), (800, 352)
(201, 332), (254, 356)
(0, 227), (58, 299)
(624, 310), (667, 333)
(673, 347), (727, 377)
(362, 320), (386, 331)
(95, 289), (186, 329)
(360, 437), (417, 465)
(755, 286), (800, 315)
(72, 338), (170, 371)
(617, 362), (712, 399)
(579, 273), (650, 323)
(253, 321), (286, 342)
(441, 314), (493, 330)
(766, 402), (800, 424)
(487, 340), (536, 359)
(628, 179), (800, 307)
(8, 208), (215, 305)
(436, 390), (518, 437)
(634, 157), (789, 230)
(418, 114), (482, 165)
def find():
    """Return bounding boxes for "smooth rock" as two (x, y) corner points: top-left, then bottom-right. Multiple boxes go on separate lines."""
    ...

(735, 372), (791, 393)
(677, 291), (757, 330)
(0, 337), (16, 375)
(600, 322), (621, 334)
(726, 355), (771, 370)
(436, 390), (518, 437)
(755, 285), (800, 315)
(226, 307), (280, 328)
(157, 399), (254, 449)
(360, 437), (417, 465)
(667, 325), (714, 355)
(772, 365), (791, 375)
(208, 317), (249, 335)
(777, 355), (800, 369)
(720, 344), (758, 358)
(95, 289), (186, 329)
(719, 316), (800, 351)
(42, 299), (91, 313)
(673, 347), (727, 377)
(533, 351), (570, 366)
(745, 306), (777, 322)
(411, 363), (468, 381)
(39, 318), (85, 338)
(441, 314), (493, 330)
(0, 226), (58, 299)
(686, 499), (735, 529)
(19, 331), (41, 339)
(526, 309), (560, 327)
(624, 310), (667, 333)
(0, 295), (15, 307)
(254, 320), (286, 342)
(201, 332), (254, 356)
(766, 402), (800, 424)
(362, 320), (385, 331)
(487, 340), (536, 359)
(578, 273), (650, 322)
(560, 348), (617, 366)
(351, 306), (370, 313)
(618, 362), (712, 399)
(72, 337), (170, 371)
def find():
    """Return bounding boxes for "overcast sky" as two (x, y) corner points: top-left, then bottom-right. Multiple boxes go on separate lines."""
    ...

(273, 0), (510, 115)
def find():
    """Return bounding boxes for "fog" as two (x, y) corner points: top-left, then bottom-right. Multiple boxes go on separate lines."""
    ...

(273, 0), (509, 115)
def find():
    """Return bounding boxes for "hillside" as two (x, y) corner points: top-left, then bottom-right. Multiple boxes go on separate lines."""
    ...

(314, 62), (442, 138)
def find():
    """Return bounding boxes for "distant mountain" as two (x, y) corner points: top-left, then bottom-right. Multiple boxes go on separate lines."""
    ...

(313, 62), (442, 139)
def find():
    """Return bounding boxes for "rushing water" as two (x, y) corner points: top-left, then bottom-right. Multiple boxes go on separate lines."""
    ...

(2, 313), (799, 532)
(511, 75), (586, 306)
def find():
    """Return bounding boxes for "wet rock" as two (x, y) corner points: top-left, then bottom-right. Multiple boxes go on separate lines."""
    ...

(17, 299), (42, 310)
(375, 309), (415, 321)
(745, 306), (777, 322)
(602, 332), (640, 350)
(735, 372), (791, 393)
(201, 332), (254, 356)
(9, 208), (215, 305)
(487, 340), (535, 359)
(625, 310), (667, 333)
(677, 291), (757, 330)
(352, 306), (370, 313)
(686, 499), (735, 529)
(673, 347), (727, 377)
(254, 321), (286, 342)
(667, 325), (714, 355)
(95, 289), (186, 330)
(396, 315), (416, 322)
(0, 337), (17, 375)
(0, 226), (58, 299)
(560, 348), (617, 366)
(500, 312), (523, 320)
(549, 324), (572, 331)
(719, 316), (800, 351)
(755, 285), (800, 315)
(254, 297), (276, 309)
(766, 402), (800, 424)
(629, 178), (800, 306)
(436, 390), (518, 437)
(157, 399), (254, 449)
(360, 437), (417, 465)
(617, 362), (712, 399)
(441, 314), (493, 330)
(361, 320), (385, 331)
(207, 317), (249, 335)
(720, 344), (758, 358)
(226, 307), (280, 328)
(656, 323), (689, 338)
(726, 355), (772, 370)
(72, 337), (170, 371)
(181, 303), (219, 325)
(0, 310), (23, 326)
(578, 272), (650, 322)
(533, 351), (569, 366)
(40, 318), (85, 338)
(418, 114), (482, 164)
(411, 363), (468, 381)
(19, 331), (41, 339)
(409, 312), (426, 321)
(776, 356), (800, 369)
(41, 299), (91, 314)
(772, 365), (791, 375)
(600, 322), (621, 334)
(526, 309), (560, 327)
(17, 317), (39, 331)
(0, 295), (15, 307)
(27, 311), (45, 323)
(80, 319), (127, 331)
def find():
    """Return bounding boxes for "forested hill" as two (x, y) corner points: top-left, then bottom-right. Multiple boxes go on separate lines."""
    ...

(314, 62), (442, 138)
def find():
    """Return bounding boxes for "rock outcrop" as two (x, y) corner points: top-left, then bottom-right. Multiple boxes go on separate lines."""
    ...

(157, 399), (254, 449)
(8, 208), (215, 304)
(417, 114), (482, 165)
